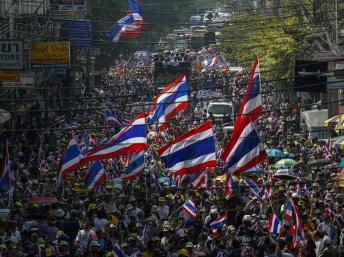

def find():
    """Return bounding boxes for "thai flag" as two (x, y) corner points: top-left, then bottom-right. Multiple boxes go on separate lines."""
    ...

(191, 168), (209, 191)
(237, 56), (262, 122)
(0, 141), (16, 191)
(210, 215), (227, 234)
(261, 187), (272, 202)
(59, 134), (84, 177)
(224, 174), (236, 198)
(85, 160), (107, 191)
(105, 109), (123, 126)
(63, 121), (77, 129)
(121, 150), (144, 181)
(149, 74), (188, 130)
(108, 0), (144, 43)
(325, 203), (337, 218)
(150, 170), (163, 192)
(112, 241), (125, 257)
(221, 115), (267, 176)
(242, 177), (260, 197)
(286, 197), (305, 244)
(83, 113), (147, 162)
(157, 121), (216, 176)
(269, 211), (282, 234)
(182, 199), (197, 219)
(201, 57), (219, 73)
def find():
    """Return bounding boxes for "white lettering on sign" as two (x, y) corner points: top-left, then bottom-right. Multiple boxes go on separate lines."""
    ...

(0, 40), (24, 70)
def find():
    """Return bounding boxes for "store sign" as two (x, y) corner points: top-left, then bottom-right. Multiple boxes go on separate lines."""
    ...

(0, 40), (23, 70)
(0, 70), (19, 82)
(30, 42), (70, 68)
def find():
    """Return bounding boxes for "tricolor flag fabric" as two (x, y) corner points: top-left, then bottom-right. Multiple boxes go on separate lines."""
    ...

(108, 0), (144, 42)
(85, 160), (107, 191)
(210, 215), (227, 234)
(237, 56), (262, 122)
(83, 113), (147, 162)
(242, 177), (260, 197)
(191, 168), (209, 191)
(201, 57), (219, 73)
(182, 199), (197, 219)
(269, 211), (282, 234)
(149, 74), (188, 130)
(0, 142), (16, 191)
(121, 150), (145, 181)
(105, 109), (123, 126)
(285, 197), (305, 245)
(59, 134), (84, 177)
(157, 121), (216, 176)
(221, 115), (266, 176)
(224, 174), (236, 198)
(112, 241), (125, 257)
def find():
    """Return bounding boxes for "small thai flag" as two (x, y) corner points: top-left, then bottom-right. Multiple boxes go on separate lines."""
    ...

(269, 211), (282, 234)
(112, 241), (124, 257)
(225, 174), (236, 198)
(105, 109), (123, 126)
(210, 215), (227, 234)
(182, 199), (197, 219)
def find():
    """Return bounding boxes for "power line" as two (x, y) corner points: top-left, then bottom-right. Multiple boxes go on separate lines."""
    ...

(0, 98), (341, 132)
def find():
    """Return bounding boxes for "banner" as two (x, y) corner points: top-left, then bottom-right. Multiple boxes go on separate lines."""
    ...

(30, 42), (70, 68)
(0, 70), (19, 82)
(0, 40), (23, 70)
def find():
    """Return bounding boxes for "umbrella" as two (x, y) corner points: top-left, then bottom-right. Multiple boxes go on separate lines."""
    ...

(28, 197), (58, 204)
(275, 159), (298, 169)
(274, 169), (297, 180)
(267, 149), (285, 158)
(306, 159), (332, 166)
(324, 114), (344, 127)
(0, 109), (10, 124)
(158, 177), (170, 184)
(241, 166), (264, 175)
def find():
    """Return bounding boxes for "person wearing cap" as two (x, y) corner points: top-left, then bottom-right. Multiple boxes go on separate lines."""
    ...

(319, 235), (337, 257)
(317, 214), (337, 244)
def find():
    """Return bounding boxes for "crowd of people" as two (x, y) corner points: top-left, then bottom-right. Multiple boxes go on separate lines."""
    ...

(0, 46), (343, 257)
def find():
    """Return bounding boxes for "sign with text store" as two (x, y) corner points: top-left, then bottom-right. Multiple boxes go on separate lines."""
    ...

(0, 40), (23, 70)
(30, 42), (70, 68)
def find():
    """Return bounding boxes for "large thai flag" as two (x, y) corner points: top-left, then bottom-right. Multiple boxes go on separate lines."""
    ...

(59, 134), (84, 177)
(121, 150), (145, 181)
(157, 121), (216, 175)
(85, 160), (107, 191)
(182, 199), (197, 219)
(105, 109), (123, 126)
(210, 215), (227, 234)
(224, 174), (236, 198)
(237, 56), (262, 122)
(112, 241), (125, 257)
(83, 113), (147, 162)
(269, 211), (282, 234)
(149, 74), (188, 130)
(221, 115), (266, 175)
(201, 57), (219, 73)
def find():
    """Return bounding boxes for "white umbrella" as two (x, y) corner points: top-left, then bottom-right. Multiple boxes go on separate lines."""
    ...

(0, 109), (10, 124)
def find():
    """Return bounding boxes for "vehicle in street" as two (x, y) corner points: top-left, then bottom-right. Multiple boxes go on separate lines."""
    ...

(189, 15), (202, 25)
(206, 101), (235, 121)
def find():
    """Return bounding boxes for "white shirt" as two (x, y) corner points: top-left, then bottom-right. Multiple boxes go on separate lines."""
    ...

(75, 229), (96, 250)
(315, 239), (324, 256)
